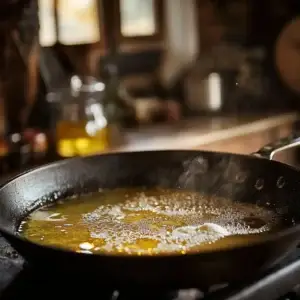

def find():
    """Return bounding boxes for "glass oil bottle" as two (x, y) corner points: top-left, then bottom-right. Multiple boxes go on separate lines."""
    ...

(48, 76), (110, 157)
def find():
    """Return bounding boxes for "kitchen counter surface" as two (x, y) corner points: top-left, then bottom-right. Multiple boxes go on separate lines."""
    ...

(116, 112), (299, 152)
(0, 112), (298, 184)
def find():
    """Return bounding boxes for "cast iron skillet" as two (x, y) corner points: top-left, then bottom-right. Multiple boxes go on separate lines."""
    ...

(1, 135), (300, 288)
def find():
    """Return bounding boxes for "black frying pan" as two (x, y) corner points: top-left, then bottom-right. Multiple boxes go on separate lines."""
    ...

(1, 135), (300, 289)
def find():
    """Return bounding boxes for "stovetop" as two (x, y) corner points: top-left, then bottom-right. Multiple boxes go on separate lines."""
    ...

(0, 234), (300, 300)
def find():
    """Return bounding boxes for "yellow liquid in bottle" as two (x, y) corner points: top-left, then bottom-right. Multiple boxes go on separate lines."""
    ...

(56, 121), (109, 157)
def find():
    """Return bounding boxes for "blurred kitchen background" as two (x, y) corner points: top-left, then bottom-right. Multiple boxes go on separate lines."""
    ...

(1, 0), (300, 176)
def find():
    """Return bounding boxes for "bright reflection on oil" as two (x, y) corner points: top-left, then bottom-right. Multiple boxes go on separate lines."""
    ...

(18, 188), (283, 255)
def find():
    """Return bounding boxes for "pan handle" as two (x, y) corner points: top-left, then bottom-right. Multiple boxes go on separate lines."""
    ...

(252, 132), (300, 160)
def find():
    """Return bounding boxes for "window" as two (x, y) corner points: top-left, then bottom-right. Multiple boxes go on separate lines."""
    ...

(38, 0), (57, 46)
(117, 0), (163, 41)
(38, 0), (163, 52)
(120, 0), (156, 37)
(38, 0), (103, 46)
(57, 0), (101, 45)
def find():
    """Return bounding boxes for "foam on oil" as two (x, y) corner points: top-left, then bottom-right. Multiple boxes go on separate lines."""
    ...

(18, 188), (283, 255)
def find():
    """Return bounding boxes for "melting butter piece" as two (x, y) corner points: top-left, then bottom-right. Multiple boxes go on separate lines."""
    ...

(198, 223), (231, 236)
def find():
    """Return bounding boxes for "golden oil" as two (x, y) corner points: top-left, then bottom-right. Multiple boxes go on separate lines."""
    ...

(56, 120), (109, 157)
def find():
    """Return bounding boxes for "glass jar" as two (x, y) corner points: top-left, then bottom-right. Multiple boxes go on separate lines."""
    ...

(48, 76), (110, 158)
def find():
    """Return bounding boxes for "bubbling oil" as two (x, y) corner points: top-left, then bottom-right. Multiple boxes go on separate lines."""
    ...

(18, 189), (283, 255)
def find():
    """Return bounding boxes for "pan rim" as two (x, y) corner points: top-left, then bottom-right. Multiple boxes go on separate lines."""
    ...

(1, 149), (300, 259)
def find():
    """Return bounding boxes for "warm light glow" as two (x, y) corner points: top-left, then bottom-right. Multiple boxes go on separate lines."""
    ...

(38, 0), (57, 46)
(208, 72), (222, 111)
(120, 0), (156, 36)
(57, 0), (100, 45)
